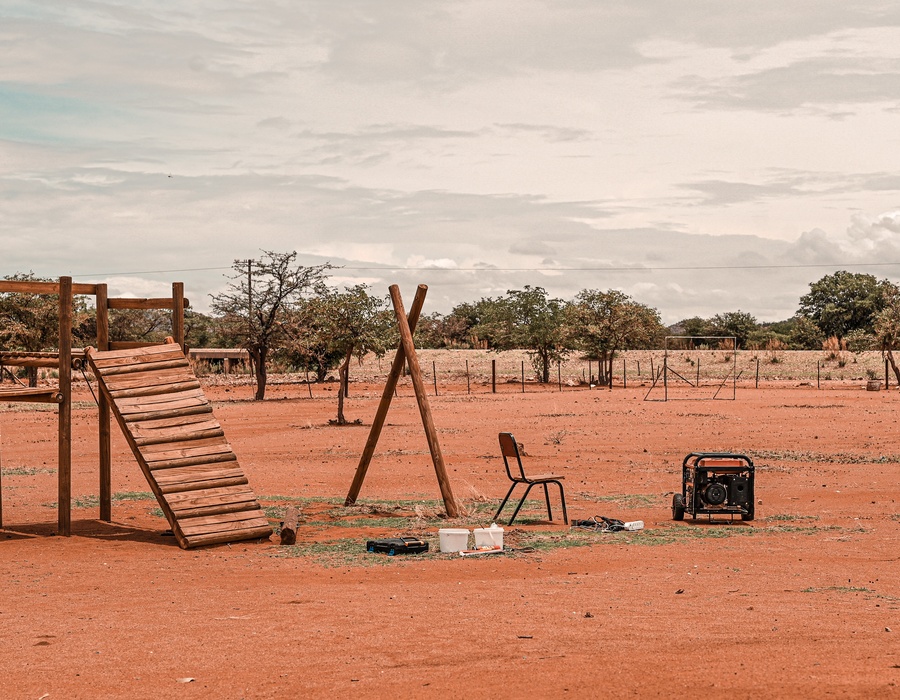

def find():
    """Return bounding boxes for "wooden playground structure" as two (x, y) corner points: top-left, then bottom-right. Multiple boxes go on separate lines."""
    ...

(0, 276), (269, 548)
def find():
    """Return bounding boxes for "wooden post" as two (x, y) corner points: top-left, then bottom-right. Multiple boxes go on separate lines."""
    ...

(557, 360), (562, 392)
(696, 357), (700, 387)
(588, 359), (592, 389)
(492, 359), (496, 394)
(58, 276), (73, 537)
(433, 360), (438, 396)
(96, 283), (112, 522)
(886, 359), (890, 389)
(466, 359), (470, 395)
(306, 370), (313, 398)
(345, 285), (427, 506)
(817, 361), (820, 389)
(279, 506), (298, 546)
(755, 358), (760, 389)
(521, 361), (525, 393)
(623, 359), (626, 389)
(172, 282), (185, 353)
(388, 286), (458, 517)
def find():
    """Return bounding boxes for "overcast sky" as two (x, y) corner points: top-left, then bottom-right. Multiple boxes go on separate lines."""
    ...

(2, 1), (899, 323)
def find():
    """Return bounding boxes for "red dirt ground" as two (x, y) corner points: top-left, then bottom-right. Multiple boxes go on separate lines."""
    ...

(1, 378), (898, 699)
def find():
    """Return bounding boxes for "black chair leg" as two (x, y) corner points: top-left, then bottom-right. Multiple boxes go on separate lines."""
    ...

(543, 482), (553, 522)
(508, 483), (537, 525)
(493, 483), (518, 522)
(556, 480), (568, 524)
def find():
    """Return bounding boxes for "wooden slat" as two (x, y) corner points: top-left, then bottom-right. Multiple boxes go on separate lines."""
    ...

(178, 509), (268, 530)
(107, 380), (201, 399)
(130, 415), (220, 434)
(146, 452), (238, 472)
(169, 500), (262, 519)
(89, 344), (184, 366)
(159, 476), (249, 495)
(122, 404), (213, 423)
(97, 358), (191, 377)
(179, 514), (272, 537)
(143, 440), (233, 462)
(152, 464), (245, 485)
(133, 427), (225, 447)
(165, 485), (256, 506)
(182, 525), (274, 548)
(102, 367), (199, 391)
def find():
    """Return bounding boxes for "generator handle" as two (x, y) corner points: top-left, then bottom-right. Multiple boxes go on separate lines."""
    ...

(682, 452), (754, 469)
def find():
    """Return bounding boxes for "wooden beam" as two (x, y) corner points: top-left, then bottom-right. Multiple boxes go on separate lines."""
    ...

(97, 283), (112, 522)
(389, 285), (458, 517)
(58, 276), (72, 537)
(345, 284), (427, 506)
(172, 282), (185, 353)
(107, 297), (191, 310)
(0, 281), (97, 295)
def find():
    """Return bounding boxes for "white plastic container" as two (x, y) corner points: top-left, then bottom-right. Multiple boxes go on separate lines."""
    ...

(438, 528), (470, 553)
(473, 523), (504, 549)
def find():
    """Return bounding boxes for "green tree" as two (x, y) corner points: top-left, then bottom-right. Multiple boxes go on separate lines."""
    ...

(798, 271), (890, 340)
(787, 315), (825, 350)
(709, 310), (758, 349)
(286, 285), (393, 424)
(671, 316), (714, 338)
(476, 286), (570, 383)
(874, 283), (900, 385)
(210, 251), (331, 400)
(568, 289), (665, 386)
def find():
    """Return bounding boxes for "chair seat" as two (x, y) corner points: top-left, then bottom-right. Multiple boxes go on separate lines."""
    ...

(518, 473), (564, 482)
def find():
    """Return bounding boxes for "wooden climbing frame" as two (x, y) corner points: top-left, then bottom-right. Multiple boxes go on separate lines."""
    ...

(0, 276), (189, 536)
(345, 284), (459, 517)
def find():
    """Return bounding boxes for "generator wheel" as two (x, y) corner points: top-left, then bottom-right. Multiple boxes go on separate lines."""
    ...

(741, 512), (754, 522)
(672, 493), (686, 521)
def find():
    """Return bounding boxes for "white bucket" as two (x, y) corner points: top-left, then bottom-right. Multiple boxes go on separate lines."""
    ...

(438, 528), (470, 553)
(473, 524), (504, 549)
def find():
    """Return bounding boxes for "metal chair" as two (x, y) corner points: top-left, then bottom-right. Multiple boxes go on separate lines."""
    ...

(493, 432), (567, 525)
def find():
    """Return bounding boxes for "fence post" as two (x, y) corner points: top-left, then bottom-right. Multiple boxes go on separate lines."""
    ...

(886, 359), (890, 390)
(492, 359), (496, 394)
(558, 360), (562, 392)
(623, 359), (626, 389)
(521, 361), (525, 393)
(755, 358), (759, 389)
(466, 359), (470, 395)
(433, 360), (438, 396)
(817, 361), (820, 390)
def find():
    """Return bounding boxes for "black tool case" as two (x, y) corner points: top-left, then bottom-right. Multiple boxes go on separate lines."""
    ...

(366, 537), (429, 555)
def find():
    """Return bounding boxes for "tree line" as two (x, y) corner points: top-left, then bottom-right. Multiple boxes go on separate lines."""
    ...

(3, 255), (900, 415)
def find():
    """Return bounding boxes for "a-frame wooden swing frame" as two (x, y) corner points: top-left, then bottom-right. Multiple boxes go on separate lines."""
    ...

(345, 284), (459, 517)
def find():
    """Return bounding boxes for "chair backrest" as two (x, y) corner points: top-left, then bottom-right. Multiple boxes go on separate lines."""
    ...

(498, 432), (527, 480)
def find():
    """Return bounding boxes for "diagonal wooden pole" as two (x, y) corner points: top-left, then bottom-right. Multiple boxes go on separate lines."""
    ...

(345, 284), (428, 506)
(389, 285), (459, 517)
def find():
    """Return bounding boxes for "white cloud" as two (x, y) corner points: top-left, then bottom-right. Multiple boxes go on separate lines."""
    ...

(2, 1), (900, 324)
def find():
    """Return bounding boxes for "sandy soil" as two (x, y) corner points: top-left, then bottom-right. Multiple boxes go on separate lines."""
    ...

(1, 371), (898, 698)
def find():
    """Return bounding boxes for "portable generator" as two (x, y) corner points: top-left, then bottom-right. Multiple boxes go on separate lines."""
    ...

(672, 452), (754, 521)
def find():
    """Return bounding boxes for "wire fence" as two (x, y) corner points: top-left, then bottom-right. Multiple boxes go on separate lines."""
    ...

(186, 349), (895, 396)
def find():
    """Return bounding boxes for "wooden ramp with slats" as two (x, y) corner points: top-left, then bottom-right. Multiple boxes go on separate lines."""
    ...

(86, 343), (272, 549)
